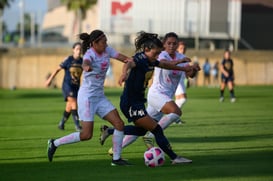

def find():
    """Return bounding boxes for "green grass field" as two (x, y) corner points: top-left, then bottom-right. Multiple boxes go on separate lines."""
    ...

(0, 86), (273, 181)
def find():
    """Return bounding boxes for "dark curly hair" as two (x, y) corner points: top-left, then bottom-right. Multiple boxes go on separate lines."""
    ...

(134, 31), (163, 53)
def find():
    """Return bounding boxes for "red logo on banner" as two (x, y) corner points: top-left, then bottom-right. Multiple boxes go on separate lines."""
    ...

(111, 1), (132, 15)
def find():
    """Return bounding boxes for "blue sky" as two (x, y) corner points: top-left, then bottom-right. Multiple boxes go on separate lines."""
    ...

(3, 0), (47, 32)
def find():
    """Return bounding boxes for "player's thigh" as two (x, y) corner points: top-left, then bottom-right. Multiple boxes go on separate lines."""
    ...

(160, 101), (181, 115)
(147, 104), (163, 122)
(148, 91), (171, 112)
(134, 115), (158, 131)
(67, 96), (77, 109)
(103, 109), (124, 130)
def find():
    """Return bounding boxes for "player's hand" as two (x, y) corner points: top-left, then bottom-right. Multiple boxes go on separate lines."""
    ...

(118, 73), (127, 86)
(182, 57), (191, 63)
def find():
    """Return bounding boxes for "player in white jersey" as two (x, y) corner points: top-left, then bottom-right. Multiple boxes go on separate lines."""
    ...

(107, 32), (193, 151)
(47, 30), (132, 166)
(174, 40), (189, 124)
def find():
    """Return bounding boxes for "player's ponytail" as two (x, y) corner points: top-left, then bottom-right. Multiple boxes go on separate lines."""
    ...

(79, 33), (91, 54)
(79, 30), (106, 55)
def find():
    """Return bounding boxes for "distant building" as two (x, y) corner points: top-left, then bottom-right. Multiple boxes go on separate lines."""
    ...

(42, 0), (273, 50)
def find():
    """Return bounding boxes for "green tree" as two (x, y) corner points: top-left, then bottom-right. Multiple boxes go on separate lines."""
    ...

(16, 13), (38, 32)
(61, 0), (97, 40)
(0, 0), (14, 45)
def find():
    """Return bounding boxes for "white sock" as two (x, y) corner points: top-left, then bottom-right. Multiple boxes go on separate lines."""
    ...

(54, 132), (80, 147)
(122, 135), (138, 148)
(112, 129), (124, 160)
(144, 131), (154, 139)
(158, 113), (180, 129)
(175, 98), (187, 108)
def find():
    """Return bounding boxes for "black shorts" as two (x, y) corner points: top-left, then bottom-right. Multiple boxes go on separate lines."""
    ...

(221, 74), (234, 84)
(62, 86), (79, 101)
(120, 102), (148, 123)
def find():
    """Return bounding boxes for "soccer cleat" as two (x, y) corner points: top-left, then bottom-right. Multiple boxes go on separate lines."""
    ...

(173, 119), (184, 125)
(108, 147), (113, 157)
(47, 139), (57, 162)
(219, 97), (224, 102)
(58, 124), (64, 130)
(143, 133), (154, 149)
(111, 158), (132, 166)
(99, 125), (110, 145)
(230, 97), (236, 103)
(171, 156), (192, 164)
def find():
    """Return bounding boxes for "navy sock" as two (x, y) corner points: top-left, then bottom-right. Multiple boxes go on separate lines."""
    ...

(107, 125), (146, 136)
(220, 90), (224, 97)
(71, 110), (80, 127)
(151, 125), (177, 160)
(60, 111), (70, 125)
(230, 89), (235, 98)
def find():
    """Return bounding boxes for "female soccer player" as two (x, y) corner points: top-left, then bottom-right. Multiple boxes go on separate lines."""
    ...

(103, 32), (199, 151)
(47, 30), (133, 166)
(101, 31), (196, 164)
(219, 50), (236, 102)
(175, 40), (189, 113)
(45, 42), (83, 131)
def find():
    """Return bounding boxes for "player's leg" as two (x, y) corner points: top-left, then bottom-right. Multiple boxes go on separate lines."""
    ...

(219, 76), (226, 102)
(98, 98), (131, 166)
(58, 107), (71, 130)
(135, 115), (192, 164)
(158, 101), (181, 128)
(67, 96), (82, 131)
(47, 121), (93, 162)
(227, 80), (236, 102)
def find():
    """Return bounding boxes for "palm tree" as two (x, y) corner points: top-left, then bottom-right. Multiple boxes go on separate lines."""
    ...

(61, 0), (97, 40)
(0, 0), (14, 45)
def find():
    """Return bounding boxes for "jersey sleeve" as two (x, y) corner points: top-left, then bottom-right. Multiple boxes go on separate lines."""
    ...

(83, 50), (93, 63)
(60, 56), (69, 69)
(158, 51), (168, 61)
(106, 46), (119, 59)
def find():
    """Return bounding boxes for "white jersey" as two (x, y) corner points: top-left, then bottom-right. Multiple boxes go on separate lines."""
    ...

(79, 46), (119, 97)
(149, 51), (187, 98)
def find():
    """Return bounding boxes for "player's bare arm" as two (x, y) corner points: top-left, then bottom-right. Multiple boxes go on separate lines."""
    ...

(158, 61), (192, 72)
(116, 53), (133, 63)
(82, 59), (92, 72)
(118, 61), (136, 86)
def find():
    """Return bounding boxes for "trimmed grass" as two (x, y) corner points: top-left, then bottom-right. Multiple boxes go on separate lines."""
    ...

(0, 86), (272, 181)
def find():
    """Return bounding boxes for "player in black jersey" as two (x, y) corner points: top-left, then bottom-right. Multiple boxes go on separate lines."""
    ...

(45, 42), (83, 131)
(101, 32), (199, 164)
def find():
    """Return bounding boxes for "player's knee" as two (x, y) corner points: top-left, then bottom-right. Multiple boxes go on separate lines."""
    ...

(112, 120), (124, 131)
(80, 132), (93, 140)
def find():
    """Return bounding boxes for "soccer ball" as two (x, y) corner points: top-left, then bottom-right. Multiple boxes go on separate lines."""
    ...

(144, 147), (165, 167)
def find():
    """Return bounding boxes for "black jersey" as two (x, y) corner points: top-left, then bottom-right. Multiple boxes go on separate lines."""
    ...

(120, 52), (159, 106)
(221, 58), (234, 77)
(60, 55), (83, 88)
(60, 56), (83, 100)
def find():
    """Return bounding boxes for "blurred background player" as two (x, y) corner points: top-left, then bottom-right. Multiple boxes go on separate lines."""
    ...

(212, 61), (219, 87)
(219, 50), (236, 102)
(174, 40), (189, 124)
(45, 42), (83, 131)
(202, 58), (211, 87)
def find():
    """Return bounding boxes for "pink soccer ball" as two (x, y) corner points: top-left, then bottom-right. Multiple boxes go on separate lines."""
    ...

(144, 147), (165, 167)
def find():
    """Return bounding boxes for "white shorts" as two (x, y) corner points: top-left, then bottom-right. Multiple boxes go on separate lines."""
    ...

(175, 77), (186, 95)
(77, 95), (115, 122)
(147, 91), (172, 121)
